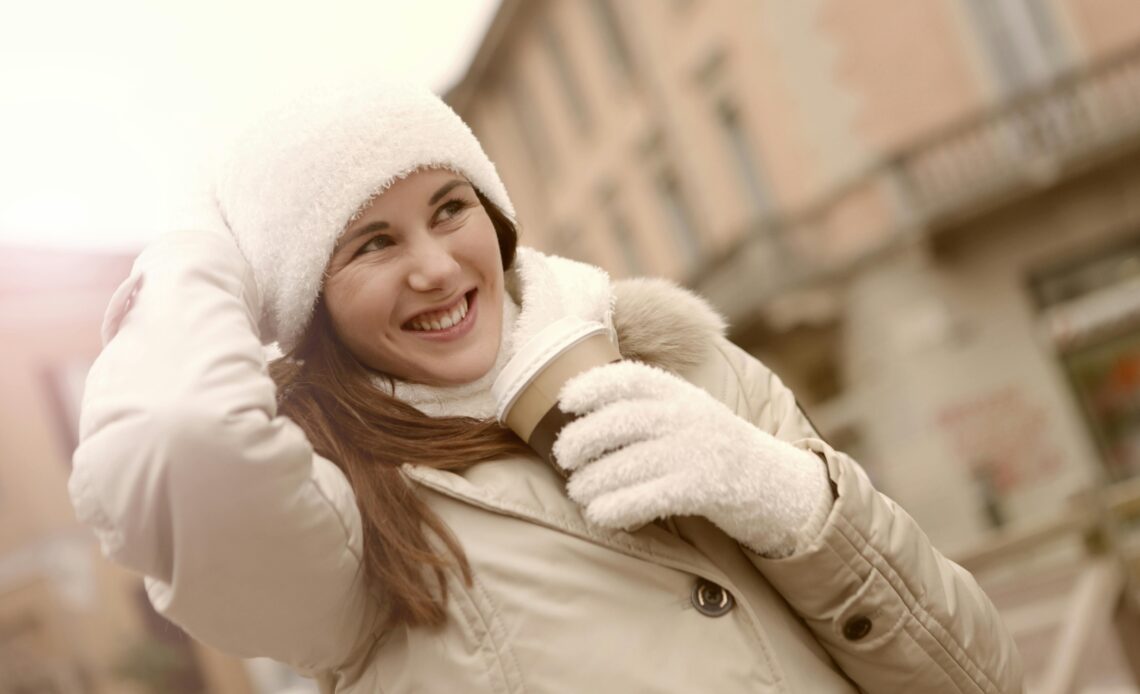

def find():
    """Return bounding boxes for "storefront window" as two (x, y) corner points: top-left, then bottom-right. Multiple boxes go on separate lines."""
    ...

(1064, 330), (1140, 480)
(1033, 235), (1140, 480)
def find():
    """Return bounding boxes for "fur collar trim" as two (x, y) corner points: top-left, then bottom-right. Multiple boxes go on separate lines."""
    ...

(612, 277), (727, 374)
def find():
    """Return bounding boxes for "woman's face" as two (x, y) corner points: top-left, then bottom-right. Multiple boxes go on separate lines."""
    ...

(323, 168), (505, 386)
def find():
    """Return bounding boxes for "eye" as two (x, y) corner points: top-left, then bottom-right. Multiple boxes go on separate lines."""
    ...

(435, 197), (473, 224)
(355, 234), (394, 257)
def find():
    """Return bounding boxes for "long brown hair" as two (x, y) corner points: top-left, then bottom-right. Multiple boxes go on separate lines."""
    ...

(268, 192), (530, 629)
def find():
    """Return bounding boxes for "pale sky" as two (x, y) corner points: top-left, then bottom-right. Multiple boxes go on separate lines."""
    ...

(0, 0), (501, 252)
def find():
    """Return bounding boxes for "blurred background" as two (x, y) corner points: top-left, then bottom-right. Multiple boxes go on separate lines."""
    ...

(3, 0), (1140, 691)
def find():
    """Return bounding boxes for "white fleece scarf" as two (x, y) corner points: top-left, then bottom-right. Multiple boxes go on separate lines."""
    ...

(385, 248), (615, 419)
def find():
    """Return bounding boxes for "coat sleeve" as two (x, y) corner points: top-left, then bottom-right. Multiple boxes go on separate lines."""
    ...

(68, 229), (378, 673)
(713, 339), (1024, 694)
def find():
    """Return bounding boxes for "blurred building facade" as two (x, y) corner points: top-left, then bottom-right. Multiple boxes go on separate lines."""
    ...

(447, 0), (1140, 558)
(0, 248), (260, 693)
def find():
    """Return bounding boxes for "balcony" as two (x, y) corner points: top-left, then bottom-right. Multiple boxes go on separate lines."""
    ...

(695, 41), (1140, 327)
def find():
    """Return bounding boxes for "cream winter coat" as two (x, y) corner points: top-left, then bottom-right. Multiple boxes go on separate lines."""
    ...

(70, 230), (1024, 693)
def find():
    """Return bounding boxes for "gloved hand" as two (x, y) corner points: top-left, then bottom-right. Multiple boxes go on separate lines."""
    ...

(553, 361), (832, 557)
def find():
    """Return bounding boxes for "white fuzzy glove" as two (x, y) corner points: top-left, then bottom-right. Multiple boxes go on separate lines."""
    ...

(553, 361), (833, 557)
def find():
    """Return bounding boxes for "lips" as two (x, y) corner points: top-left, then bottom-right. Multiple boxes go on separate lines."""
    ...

(403, 290), (475, 332)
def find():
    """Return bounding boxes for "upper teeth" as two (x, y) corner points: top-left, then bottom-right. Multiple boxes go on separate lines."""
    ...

(409, 295), (468, 331)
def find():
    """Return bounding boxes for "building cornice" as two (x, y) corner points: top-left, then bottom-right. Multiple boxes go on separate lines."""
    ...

(444, 0), (526, 111)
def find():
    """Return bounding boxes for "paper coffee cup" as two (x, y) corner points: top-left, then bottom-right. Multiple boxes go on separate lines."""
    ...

(493, 316), (621, 467)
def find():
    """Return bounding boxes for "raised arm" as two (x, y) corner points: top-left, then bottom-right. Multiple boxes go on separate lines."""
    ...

(69, 229), (377, 672)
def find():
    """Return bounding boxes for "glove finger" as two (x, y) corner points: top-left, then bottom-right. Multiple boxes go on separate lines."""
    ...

(565, 439), (676, 504)
(582, 471), (699, 531)
(559, 361), (688, 416)
(553, 398), (682, 472)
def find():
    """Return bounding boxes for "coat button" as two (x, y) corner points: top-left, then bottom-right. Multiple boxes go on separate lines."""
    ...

(842, 615), (873, 641)
(691, 579), (734, 617)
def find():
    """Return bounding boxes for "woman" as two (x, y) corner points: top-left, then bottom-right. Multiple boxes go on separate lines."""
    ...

(70, 83), (1023, 693)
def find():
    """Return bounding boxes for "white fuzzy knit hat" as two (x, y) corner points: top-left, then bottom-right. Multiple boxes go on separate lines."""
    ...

(214, 82), (515, 352)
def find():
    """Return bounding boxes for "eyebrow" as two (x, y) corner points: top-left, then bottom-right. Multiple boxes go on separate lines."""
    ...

(337, 179), (473, 253)
(429, 179), (470, 205)
(337, 220), (390, 254)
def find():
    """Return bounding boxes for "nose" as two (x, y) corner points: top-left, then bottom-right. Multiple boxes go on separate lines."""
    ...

(406, 236), (462, 292)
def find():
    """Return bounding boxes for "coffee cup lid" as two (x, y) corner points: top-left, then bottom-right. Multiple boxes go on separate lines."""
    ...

(492, 316), (611, 422)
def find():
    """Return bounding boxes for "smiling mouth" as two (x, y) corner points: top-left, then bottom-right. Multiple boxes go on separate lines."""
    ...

(403, 290), (476, 332)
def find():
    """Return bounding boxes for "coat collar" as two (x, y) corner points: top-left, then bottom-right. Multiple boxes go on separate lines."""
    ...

(403, 456), (739, 585)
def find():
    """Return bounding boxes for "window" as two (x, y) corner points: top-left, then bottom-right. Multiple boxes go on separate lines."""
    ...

(963, 0), (1068, 93)
(716, 99), (771, 214)
(1031, 235), (1140, 481)
(599, 185), (643, 276)
(588, 0), (636, 86)
(541, 18), (592, 136)
(1030, 236), (1140, 309)
(505, 77), (556, 179)
(654, 169), (702, 267)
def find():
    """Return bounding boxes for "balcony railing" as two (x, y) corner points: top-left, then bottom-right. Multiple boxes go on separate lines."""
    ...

(695, 41), (1140, 327)
(896, 40), (1140, 226)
